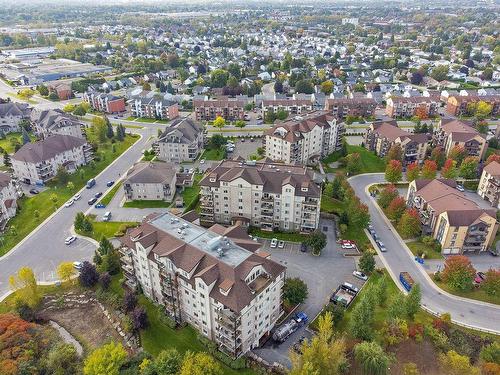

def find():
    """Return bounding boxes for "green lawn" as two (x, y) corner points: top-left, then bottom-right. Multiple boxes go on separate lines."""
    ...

(76, 214), (138, 241)
(0, 132), (36, 154)
(201, 147), (226, 161)
(0, 135), (138, 256)
(125, 116), (137, 121)
(321, 145), (385, 175)
(435, 280), (500, 306)
(7, 92), (38, 104)
(181, 174), (202, 210)
(407, 240), (443, 260)
(248, 227), (309, 243)
(136, 117), (158, 123)
(100, 181), (122, 206)
(123, 200), (171, 208)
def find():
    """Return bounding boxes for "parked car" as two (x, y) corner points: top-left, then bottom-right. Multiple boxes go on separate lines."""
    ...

(65, 236), (76, 245)
(353, 271), (368, 281)
(88, 197), (97, 205)
(377, 241), (387, 252)
(64, 199), (74, 208)
(95, 203), (106, 209)
(456, 185), (465, 192)
(106, 180), (115, 187)
(29, 189), (39, 195)
(102, 211), (112, 222)
(86, 178), (96, 189)
(277, 240), (285, 249)
(270, 238), (278, 248)
(73, 193), (81, 201)
(300, 243), (308, 253)
(73, 261), (83, 270)
(200, 159), (205, 164)
(94, 192), (103, 198)
(341, 242), (356, 250)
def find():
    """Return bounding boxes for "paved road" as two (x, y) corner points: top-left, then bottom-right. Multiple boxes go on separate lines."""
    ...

(349, 173), (500, 334)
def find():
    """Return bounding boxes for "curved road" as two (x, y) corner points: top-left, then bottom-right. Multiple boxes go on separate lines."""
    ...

(349, 173), (500, 334)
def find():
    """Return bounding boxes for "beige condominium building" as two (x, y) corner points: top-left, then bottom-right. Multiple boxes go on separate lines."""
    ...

(199, 159), (321, 232)
(478, 161), (500, 209)
(0, 172), (20, 229)
(119, 211), (286, 358)
(123, 161), (177, 202)
(407, 178), (498, 254)
(433, 119), (487, 160)
(263, 111), (345, 165)
(30, 108), (84, 139)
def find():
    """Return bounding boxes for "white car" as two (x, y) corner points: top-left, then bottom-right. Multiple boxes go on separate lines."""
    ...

(456, 185), (465, 192)
(73, 193), (81, 201)
(200, 159), (205, 164)
(353, 271), (368, 281)
(65, 236), (77, 245)
(64, 199), (74, 208)
(270, 238), (278, 248)
(277, 240), (285, 249)
(341, 243), (356, 249)
(73, 261), (83, 270)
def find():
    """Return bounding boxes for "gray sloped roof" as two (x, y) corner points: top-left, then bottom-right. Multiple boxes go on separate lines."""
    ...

(158, 117), (202, 145)
(0, 102), (31, 118)
(12, 134), (86, 163)
(125, 161), (176, 184)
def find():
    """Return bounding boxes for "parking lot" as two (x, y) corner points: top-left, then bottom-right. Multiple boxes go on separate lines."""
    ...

(253, 219), (366, 366)
(227, 138), (261, 160)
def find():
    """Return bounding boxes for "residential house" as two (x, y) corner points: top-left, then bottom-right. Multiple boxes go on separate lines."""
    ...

(433, 119), (487, 160)
(123, 161), (177, 202)
(83, 90), (126, 114)
(385, 97), (438, 118)
(0, 172), (19, 229)
(477, 161), (500, 209)
(199, 159), (321, 233)
(0, 102), (31, 134)
(193, 98), (245, 121)
(119, 211), (285, 358)
(30, 109), (84, 139)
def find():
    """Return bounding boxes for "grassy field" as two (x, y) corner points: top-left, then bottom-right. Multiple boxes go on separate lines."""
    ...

(407, 240), (444, 260)
(0, 132), (36, 154)
(76, 214), (138, 240)
(181, 174), (202, 210)
(135, 117), (158, 123)
(435, 280), (500, 306)
(322, 145), (386, 174)
(201, 147), (226, 160)
(0, 135), (138, 256)
(123, 200), (171, 208)
(99, 181), (122, 206)
(248, 227), (309, 243)
(7, 92), (38, 104)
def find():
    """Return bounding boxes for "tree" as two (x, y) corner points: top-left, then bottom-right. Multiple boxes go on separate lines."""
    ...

(349, 294), (375, 340)
(480, 342), (500, 367)
(403, 362), (420, 375)
(449, 145), (467, 166)
(459, 156), (479, 179)
(295, 79), (314, 94)
(179, 352), (222, 375)
(45, 342), (80, 375)
(101, 250), (121, 275)
(442, 255), (476, 291)
(378, 184), (399, 209)
(430, 65), (449, 81)
(290, 311), (347, 375)
(387, 196), (406, 222)
(213, 116), (225, 129)
(18, 88), (35, 100)
(79, 261), (99, 288)
(57, 262), (76, 284)
(359, 251), (375, 274)
(385, 144), (403, 163)
(2, 151), (10, 168)
(406, 162), (420, 182)
(475, 101), (493, 120)
(210, 69), (229, 88)
(485, 154), (500, 166)
(345, 152), (362, 174)
(37, 84), (49, 96)
(283, 277), (308, 305)
(397, 208), (421, 239)
(99, 272), (111, 290)
(234, 120), (246, 128)
(97, 236), (113, 256)
(431, 146), (446, 169)
(132, 306), (149, 330)
(142, 348), (182, 375)
(56, 165), (70, 185)
(421, 160), (437, 179)
(388, 293), (407, 319)
(21, 127), (30, 144)
(73, 105), (87, 116)
(347, 200), (371, 228)
(84, 342), (128, 375)
(410, 71), (423, 85)
(442, 159), (458, 179)
(74, 212), (86, 231)
(374, 276), (388, 306)
(354, 341), (393, 375)
(406, 284), (421, 320)
(481, 269), (500, 296)
(106, 121), (114, 139)
(9, 267), (40, 308)
(438, 350), (479, 375)
(305, 230), (327, 256)
(320, 80), (334, 95)
(385, 160), (402, 183)
(124, 291), (138, 312)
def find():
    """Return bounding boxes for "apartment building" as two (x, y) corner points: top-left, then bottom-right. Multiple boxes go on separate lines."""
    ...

(30, 108), (84, 139)
(324, 98), (376, 120)
(433, 119), (487, 160)
(48, 82), (73, 100)
(123, 162), (177, 202)
(83, 90), (126, 114)
(446, 94), (500, 117)
(193, 98), (245, 121)
(385, 97), (439, 118)
(261, 98), (313, 118)
(119, 211), (285, 357)
(0, 172), (19, 229)
(406, 178), (498, 254)
(263, 111), (344, 165)
(199, 159), (321, 232)
(0, 101), (31, 134)
(477, 161), (500, 209)
(364, 120), (429, 165)
(11, 134), (93, 185)
(153, 117), (204, 163)
(129, 95), (179, 120)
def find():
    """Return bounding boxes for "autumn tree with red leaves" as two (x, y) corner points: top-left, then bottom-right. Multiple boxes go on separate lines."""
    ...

(406, 162), (420, 182)
(421, 160), (437, 179)
(442, 255), (476, 291)
(385, 160), (402, 183)
(397, 208), (421, 239)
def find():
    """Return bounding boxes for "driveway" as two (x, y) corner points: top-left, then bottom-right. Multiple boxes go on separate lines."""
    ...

(253, 219), (364, 366)
(349, 173), (500, 334)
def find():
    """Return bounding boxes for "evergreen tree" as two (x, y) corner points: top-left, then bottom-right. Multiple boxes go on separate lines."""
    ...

(106, 122), (114, 139)
(21, 127), (31, 144)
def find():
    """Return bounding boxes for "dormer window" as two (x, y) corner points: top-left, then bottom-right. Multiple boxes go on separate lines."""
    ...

(301, 187), (308, 192)
(209, 178), (216, 182)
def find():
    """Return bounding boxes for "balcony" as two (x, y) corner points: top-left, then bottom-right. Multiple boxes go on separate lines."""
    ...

(262, 195), (274, 202)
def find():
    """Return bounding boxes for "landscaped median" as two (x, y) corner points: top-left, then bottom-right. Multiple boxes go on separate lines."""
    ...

(247, 227), (309, 243)
(0, 134), (139, 256)
(99, 181), (123, 206)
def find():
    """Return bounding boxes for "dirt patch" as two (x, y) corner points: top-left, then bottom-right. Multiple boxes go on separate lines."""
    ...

(38, 294), (127, 351)
(388, 339), (440, 375)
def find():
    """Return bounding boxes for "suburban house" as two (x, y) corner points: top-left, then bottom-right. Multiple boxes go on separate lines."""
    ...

(11, 134), (93, 185)
(193, 98), (245, 121)
(446, 94), (500, 117)
(385, 97), (439, 118)
(48, 82), (73, 100)
(433, 119), (487, 160)
(129, 94), (179, 120)
(199, 159), (321, 232)
(406, 178), (498, 254)
(477, 161), (500, 209)
(364, 120), (429, 165)
(30, 109), (84, 139)
(324, 97), (376, 120)
(153, 117), (204, 163)
(0, 172), (19, 229)
(0, 101), (31, 134)
(261, 98), (313, 118)
(119, 211), (285, 358)
(263, 111), (344, 165)
(83, 90), (126, 114)
(123, 161), (177, 202)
